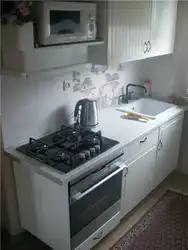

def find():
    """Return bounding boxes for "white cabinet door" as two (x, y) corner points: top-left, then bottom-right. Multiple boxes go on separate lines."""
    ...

(149, 0), (178, 57)
(89, 0), (178, 65)
(154, 116), (183, 188)
(108, 1), (151, 65)
(121, 146), (157, 218)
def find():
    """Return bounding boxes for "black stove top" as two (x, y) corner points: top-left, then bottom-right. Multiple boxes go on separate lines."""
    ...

(17, 125), (119, 173)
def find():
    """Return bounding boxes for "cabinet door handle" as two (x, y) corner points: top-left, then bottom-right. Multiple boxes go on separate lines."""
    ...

(144, 41), (148, 53)
(93, 231), (103, 240)
(148, 40), (151, 52)
(158, 140), (163, 150)
(140, 137), (147, 143)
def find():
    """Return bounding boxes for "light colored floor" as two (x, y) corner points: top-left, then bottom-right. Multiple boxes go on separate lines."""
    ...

(93, 171), (188, 250)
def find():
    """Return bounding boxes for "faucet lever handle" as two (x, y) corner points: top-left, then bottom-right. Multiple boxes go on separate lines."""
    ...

(128, 91), (134, 100)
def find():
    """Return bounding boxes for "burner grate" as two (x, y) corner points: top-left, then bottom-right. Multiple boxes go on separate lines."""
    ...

(16, 125), (119, 173)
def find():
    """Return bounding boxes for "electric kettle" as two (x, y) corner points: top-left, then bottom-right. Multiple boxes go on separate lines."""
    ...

(74, 99), (99, 129)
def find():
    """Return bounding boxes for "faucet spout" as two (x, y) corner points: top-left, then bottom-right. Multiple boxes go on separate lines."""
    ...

(118, 83), (148, 104)
(126, 84), (148, 96)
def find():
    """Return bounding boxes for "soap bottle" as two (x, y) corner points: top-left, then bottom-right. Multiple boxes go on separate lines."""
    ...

(142, 79), (151, 97)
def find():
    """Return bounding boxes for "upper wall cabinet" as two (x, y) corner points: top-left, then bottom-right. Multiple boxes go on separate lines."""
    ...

(89, 0), (178, 66)
(108, 1), (151, 64)
(149, 0), (178, 57)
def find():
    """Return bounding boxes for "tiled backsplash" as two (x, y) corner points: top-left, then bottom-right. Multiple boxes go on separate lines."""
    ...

(62, 63), (125, 109)
(1, 62), (145, 148)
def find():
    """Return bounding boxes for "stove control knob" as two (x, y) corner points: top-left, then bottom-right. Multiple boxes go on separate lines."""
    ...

(83, 150), (91, 159)
(89, 147), (96, 156)
(94, 145), (101, 154)
(78, 152), (86, 161)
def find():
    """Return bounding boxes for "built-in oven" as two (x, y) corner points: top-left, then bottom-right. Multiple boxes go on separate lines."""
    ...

(69, 152), (127, 249)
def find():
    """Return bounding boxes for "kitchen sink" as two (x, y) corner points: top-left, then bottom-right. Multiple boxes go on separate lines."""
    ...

(117, 98), (176, 119)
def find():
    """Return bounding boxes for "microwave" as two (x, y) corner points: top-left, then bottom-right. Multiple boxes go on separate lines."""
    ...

(37, 2), (97, 46)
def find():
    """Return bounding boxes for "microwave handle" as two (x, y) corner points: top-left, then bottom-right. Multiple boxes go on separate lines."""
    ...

(70, 163), (128, 203)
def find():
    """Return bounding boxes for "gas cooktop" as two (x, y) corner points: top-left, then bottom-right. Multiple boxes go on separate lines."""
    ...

(17, 125), (119, 173)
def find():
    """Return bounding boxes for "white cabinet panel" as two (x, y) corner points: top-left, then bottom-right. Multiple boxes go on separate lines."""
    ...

(154, 115), (183, 188)
(13, 162), (71, 250)
(123, 129), (159, 162)
(149, 0), (178, 57)
(108, 1), (151, 65)
(88, 0), (178, 65)
(121, 146), (157, 218)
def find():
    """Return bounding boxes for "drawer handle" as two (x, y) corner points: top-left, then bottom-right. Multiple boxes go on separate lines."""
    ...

(93, 231), (103, 240)
(140, 137), (147, 143)
(144, 41), (148, 53)
(148, 40), (151, 52)
(158, 140), (163, 151)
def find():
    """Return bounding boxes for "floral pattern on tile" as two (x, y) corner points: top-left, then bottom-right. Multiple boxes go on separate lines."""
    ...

(82, 77), (95, 90)
(109, 80), (120, 90)
(62, 63), (129, 108)
(99, 83), (114, 108)
(73, 82), (82, 92)
(105, 72), (120, 83)
(91, 64), (108, 75)
(73, 77), (96, 92)
(72, 71), (80, 83)
(117, 63), (127, 71)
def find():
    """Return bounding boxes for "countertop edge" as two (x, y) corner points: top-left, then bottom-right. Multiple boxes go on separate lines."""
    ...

(5, 107), (185, 184)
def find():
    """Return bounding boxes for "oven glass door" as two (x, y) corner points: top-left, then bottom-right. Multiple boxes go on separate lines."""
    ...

(69, 170), (122, 237)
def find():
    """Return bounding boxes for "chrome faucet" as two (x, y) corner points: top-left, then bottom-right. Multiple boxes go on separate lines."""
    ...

(119, 84), (148, 104)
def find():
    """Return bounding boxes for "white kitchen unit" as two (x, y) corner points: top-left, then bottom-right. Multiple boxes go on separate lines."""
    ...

(121, 114), (184, 219)
(154, 115), (184, 188)
(121, 145), (157, 218)
(89, 0), (178, 65)
(13, 162), (71, 250)
(7, 103), (184, 250)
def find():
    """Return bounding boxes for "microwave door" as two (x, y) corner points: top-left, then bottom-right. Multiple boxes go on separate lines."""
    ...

(50, 10), (81, 36)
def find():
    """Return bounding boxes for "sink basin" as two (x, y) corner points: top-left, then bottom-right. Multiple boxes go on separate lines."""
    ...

(182, 96), (188, 104)
(117, 98), (176, 119)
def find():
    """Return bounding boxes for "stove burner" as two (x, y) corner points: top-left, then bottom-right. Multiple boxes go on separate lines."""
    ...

(17, 125), (119, 173)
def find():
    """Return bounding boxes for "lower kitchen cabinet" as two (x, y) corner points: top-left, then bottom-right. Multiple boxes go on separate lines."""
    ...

(153, 115), (184, 188)
(121, 145), (157, 218)
(13, 162), (71, 250)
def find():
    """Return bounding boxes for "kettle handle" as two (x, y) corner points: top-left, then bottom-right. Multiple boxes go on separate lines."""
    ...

(74, 99), (86, 122)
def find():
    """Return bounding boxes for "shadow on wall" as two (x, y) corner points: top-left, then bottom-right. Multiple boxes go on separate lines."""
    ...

(40, 105), (74, 134)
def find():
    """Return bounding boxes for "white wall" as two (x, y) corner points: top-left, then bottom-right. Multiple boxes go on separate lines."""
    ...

(1, 61), (146, 149)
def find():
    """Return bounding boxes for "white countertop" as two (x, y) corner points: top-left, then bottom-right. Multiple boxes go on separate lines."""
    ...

(5, 104), (185, 185)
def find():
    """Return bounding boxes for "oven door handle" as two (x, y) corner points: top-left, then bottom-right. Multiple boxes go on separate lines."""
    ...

(71, 163), (128, 203)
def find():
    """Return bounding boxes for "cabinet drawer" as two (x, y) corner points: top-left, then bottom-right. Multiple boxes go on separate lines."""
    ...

(123, 129), (159, 162)
(74, 212), (120, 250)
